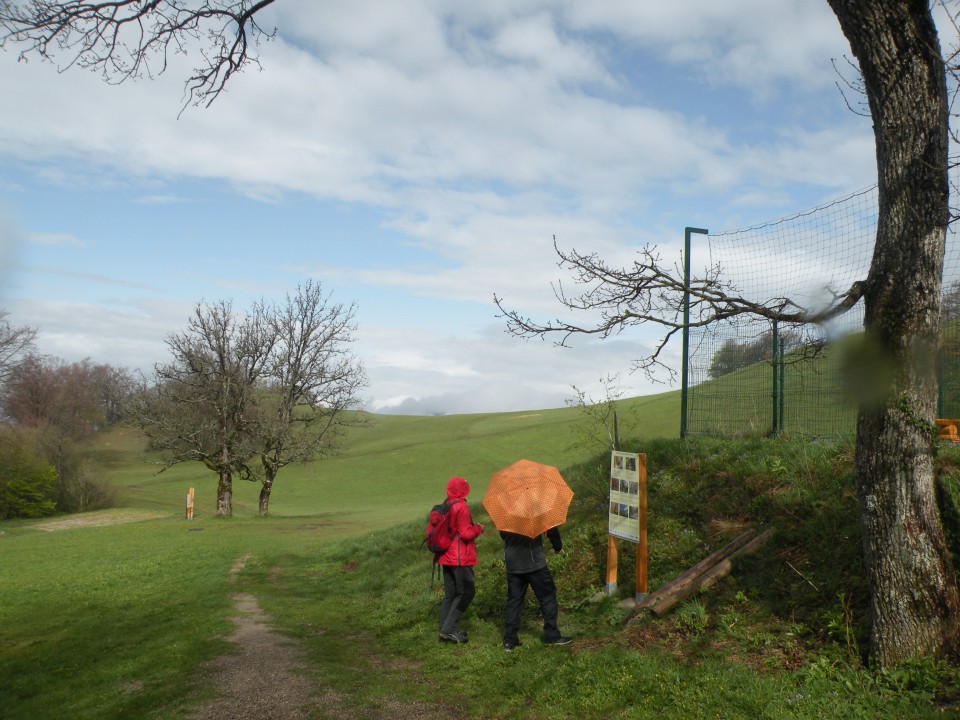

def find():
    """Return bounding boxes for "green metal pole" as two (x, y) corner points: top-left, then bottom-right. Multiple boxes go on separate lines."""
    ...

(779, 336), (786, 435)
(771, 321), (779, 436)
(938, 352), (944, 418)
(680, 227), (709, 439)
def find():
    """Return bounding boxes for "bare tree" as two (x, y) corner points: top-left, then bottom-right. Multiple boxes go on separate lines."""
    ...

(565, 374), (632, 453)
(496, 240), (862, 381)
(130, 288), (366, 518)
(132, 299), (278, 517)
(1, 355), (115, 446)
(255, 280), (367, 516)
(91, 363), (137, 425)
(0, 310), (37, 384)
(1, 354), (130, 434)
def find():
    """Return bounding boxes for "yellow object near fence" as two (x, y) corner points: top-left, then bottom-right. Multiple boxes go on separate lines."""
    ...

(936, 419), (960, 442)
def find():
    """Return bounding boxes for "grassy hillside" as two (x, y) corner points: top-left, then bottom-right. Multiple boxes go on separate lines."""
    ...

(688, 342), (859, 437)
(93, 389), (681, 527)
(3, 389), (960, 719)
(689, 324), (960, 438)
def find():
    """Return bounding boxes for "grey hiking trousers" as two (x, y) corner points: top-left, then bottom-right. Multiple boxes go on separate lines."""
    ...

(439, 565), (476, 635)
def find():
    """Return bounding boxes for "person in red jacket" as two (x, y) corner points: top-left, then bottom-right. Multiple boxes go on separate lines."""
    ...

(438, 476), (485, 644)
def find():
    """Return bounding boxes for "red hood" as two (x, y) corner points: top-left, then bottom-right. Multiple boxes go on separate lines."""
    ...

(446, 476), (470, 502)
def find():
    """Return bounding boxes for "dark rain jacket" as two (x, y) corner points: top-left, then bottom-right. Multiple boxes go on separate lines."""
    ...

(500, 526), (562, 575)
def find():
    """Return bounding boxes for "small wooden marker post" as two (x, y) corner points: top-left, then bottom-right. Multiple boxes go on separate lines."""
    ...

(606, 453), (648, 602)
(605, 535), (619, 594)
(185, 487), (195, 520)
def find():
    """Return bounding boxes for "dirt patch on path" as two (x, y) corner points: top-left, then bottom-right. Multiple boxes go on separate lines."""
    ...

(189, 591), (317, 720)
(190, 556), (451, 720)
(191, 553), (318, 719)
(30, 510), (167, 531)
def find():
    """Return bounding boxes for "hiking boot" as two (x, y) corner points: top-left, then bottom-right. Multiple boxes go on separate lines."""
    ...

(439, 631), (468, 644)
(544, 636), (574, 646)
(503, 639), (522, 652)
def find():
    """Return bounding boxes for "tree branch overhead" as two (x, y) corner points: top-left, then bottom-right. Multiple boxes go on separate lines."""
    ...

(494, 236), (867, 381)
(0, 0), (279, 108)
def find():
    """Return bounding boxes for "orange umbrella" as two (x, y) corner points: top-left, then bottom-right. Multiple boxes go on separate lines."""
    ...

(483, 459), (574, 538)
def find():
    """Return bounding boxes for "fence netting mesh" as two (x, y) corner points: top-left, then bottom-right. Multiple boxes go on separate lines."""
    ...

(685, 186), (960, 438)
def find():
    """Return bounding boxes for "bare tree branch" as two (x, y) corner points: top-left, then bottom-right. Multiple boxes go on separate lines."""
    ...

(494, 237), (865, 380)
(0, 0), (279, 110)
(0, 310), (38, 383)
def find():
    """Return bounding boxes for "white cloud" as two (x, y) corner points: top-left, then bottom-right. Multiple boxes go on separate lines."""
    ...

(5, 297), (187, 372)
(360, 322), (672, 415)
(563, 0), (847, 92)
(0, 2), (891, 414)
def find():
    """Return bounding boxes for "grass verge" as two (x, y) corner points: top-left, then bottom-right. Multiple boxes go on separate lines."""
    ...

(3, 434), (959, 718)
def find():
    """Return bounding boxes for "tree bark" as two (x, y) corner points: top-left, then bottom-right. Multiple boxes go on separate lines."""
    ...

(828, 0), (960, 664)
(216, 469), (233, 518)
(259, 470), (275, 517)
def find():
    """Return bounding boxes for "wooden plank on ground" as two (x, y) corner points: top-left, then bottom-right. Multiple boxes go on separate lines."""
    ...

(626, 527), (773, 623)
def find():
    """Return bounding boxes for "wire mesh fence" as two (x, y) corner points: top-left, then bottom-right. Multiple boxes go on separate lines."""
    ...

(684, 186), (960, 438)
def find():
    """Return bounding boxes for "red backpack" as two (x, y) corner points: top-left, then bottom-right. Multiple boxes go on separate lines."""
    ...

(424, 499), (462, 555)
(423, 499), (462, 584)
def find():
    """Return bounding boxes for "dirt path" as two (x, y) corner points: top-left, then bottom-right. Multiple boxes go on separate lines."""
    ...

(32, 516), (448, 718)
(189, 591), (317, 720)
(189, 555), (448, 720)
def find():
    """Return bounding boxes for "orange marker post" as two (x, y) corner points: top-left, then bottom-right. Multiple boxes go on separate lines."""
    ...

(636, 454), (648, 600)
(605, 534), (619, 595)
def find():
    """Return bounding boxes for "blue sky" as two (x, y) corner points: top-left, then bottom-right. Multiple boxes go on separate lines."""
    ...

(0, 0), (883, 415)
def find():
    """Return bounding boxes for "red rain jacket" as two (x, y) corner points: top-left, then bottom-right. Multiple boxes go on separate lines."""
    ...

(438, 476), (484, 567)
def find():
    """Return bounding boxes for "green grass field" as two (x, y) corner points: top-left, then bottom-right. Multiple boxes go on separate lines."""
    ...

(688, 343), (860, 437)
(96, 390), (680, 524)
(2, 389), (959, 719)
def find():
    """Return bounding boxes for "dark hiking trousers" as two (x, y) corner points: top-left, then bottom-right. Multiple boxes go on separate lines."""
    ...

(504, 566), (560, 644)
(439, 565), (476, 635)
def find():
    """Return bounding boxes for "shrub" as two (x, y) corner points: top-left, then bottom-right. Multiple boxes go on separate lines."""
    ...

(0, 432), (57, 518)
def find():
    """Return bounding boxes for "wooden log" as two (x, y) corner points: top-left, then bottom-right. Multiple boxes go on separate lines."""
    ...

(647, 529), (773, 617)
(629, 528), (757, 616)
(624, 528), (770, 624)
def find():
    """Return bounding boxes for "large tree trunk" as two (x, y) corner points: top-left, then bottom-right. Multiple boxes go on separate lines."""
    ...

(828, 0), (960, 664)
(259, 471), (275, 517)
(216, 469), (233, 518)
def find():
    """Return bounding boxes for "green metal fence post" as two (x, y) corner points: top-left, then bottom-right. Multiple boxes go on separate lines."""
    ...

(680, 227), (709, 439)
(772, 321), (779, 435)
(779, 336), (786, 435)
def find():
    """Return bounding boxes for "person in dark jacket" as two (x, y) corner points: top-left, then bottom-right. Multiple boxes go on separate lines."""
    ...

(500, 526), (573, 650)
(438, 476), (484, 644)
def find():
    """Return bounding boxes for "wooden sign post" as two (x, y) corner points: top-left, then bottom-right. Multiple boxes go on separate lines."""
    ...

(605, 535), (619, 594)
(606, 452), (648, 601)
(185, 487), (195, 520)
(638, 453), (648, 598)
